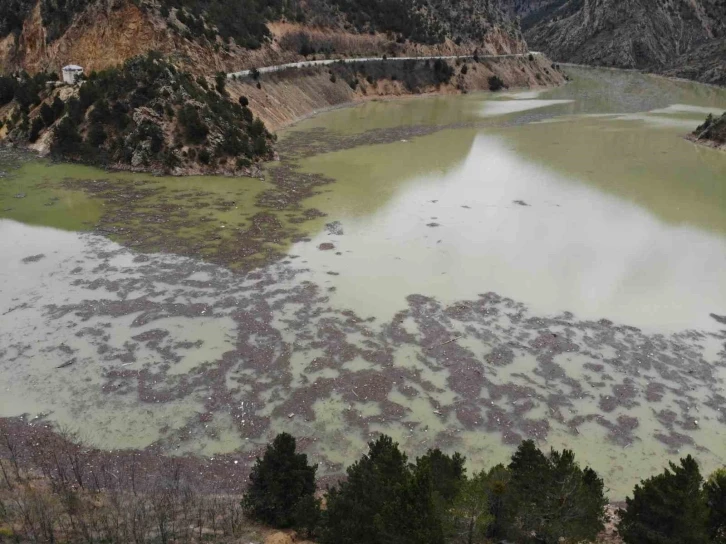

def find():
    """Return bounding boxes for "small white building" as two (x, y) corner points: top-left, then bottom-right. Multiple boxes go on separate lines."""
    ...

(62, 65), (84, 85)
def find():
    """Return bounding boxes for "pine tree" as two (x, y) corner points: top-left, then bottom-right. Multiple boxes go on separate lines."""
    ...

(706, 468), (726, 544)
(415, 448), (466, 502)
(322, 435), (445, 544)
(484, 464), (510, 540)
(415, 449), (467, 541)
(450, 470), (493, 544)
(243, 433), (317, 528)
(398, 462), (446, 544)
(504, 441), (607, 543)
(618, 455), (709, 544)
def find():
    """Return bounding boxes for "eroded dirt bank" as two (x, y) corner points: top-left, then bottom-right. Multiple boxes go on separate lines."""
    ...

(230, 55), (565, 131)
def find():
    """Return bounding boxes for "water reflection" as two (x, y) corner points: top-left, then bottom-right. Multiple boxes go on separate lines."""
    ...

(295, 132), (726, 330)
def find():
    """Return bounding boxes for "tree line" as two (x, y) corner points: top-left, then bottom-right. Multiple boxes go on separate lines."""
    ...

(246, 433), (726, 544)
(1, 421), (724, 543)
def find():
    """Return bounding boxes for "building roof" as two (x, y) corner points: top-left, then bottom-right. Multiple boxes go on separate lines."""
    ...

(62, 65), (83, 71)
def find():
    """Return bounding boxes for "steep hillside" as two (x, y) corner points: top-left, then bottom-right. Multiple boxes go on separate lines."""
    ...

(0, 53), (274, 174)
(230, 55), (565, 131)
(0, 0), (526, 76)
(501, 0), (726, 85)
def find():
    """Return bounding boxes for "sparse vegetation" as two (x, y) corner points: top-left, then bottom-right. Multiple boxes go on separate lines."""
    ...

(2, 0), (516, 59)
(323, 58), (457, 94)
(0, 53), (274, 174)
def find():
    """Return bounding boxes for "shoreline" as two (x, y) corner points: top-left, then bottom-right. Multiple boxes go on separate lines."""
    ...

(1, 55), (566, 177)
(273, 80), (563, 133)
(686, 133), (726, 152)
(559, 62), (726, 91)
(230, 55), (566, 132)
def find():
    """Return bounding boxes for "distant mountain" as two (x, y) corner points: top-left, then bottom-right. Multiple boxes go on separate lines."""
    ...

(501, 0), (726, 85)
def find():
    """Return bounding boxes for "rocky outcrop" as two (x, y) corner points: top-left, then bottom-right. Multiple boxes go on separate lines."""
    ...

(690, 112), (726, 150)
(501, 0), (726, 86)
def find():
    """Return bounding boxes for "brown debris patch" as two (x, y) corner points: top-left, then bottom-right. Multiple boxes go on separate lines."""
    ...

(21, 253), (46, 263)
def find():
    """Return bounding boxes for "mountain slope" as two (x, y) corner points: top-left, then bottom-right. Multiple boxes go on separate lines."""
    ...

(0, 53), (274, 174)
(501, 0), (726, 85)
(0, 0), (526, 76)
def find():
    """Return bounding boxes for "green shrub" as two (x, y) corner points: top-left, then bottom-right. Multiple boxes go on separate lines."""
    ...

(65, 97), (84, 124)
(197, 148), (210, 164)
(51, 117), (83, 156)
(39, 102), (56, 127)
(86, 122), (107, 146)
(215, 72), (227, 96)
(433, 59), (454, 84)
(488, 75), (505, 91)
(178, 104), (208, 144)
(0, 76), (18, 106)
(28, 116), (44, 142)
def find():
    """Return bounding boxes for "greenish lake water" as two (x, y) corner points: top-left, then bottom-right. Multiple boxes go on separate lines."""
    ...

(2, 67), (726, 498)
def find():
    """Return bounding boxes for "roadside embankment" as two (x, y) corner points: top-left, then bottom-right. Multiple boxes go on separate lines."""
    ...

(228, 55), (566, 132)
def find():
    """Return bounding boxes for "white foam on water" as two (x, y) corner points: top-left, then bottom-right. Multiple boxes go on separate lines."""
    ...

(480, 99), (574, 116)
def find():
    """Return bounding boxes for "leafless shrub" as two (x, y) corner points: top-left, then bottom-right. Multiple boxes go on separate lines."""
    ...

(0, 420), (258, 543)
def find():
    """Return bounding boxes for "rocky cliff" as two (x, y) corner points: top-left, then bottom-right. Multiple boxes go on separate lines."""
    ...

(501, 0), (726, 86)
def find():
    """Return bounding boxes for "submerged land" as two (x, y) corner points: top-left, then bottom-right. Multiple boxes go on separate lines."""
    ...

(1, 69), (726, 513)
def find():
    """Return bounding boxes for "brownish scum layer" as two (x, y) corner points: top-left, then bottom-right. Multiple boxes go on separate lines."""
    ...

(2, 122), (726, 489)
(9, 231), (723, 471)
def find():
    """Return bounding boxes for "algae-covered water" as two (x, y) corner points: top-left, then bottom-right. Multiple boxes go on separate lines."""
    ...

(2, 67), (726, 497)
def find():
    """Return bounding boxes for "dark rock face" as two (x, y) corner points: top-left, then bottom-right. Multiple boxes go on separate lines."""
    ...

(501, 0), (726, 85)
